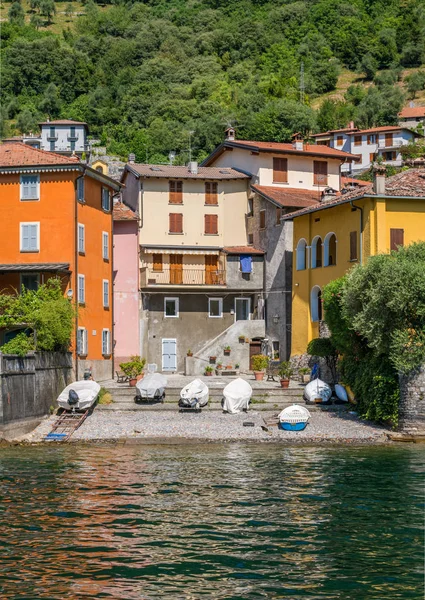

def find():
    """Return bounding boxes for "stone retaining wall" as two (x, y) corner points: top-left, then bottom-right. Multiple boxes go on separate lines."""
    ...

(399, 365), (425, 428)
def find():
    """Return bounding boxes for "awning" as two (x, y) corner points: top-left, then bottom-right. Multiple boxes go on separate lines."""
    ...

(142, 247), (220, 256)
(0, 263), (70, 273)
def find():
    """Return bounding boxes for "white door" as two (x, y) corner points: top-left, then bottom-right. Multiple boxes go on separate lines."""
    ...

(235, 298), (251, 321)
(162, 338), (177, 371)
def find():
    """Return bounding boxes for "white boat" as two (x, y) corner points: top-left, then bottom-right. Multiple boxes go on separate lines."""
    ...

(222, 378), (252, 414)
(304, 378), (332, 404)
(179, 378), (209, 410)
(57, 380), (101, 411)
(136, 373), (167, 402)
(278, 404), (311, 431)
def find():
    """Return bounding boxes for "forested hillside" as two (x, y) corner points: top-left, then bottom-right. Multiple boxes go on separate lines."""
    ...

(1, 0), (425, 163)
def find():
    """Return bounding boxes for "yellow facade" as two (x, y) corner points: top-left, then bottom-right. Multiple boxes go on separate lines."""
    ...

(291, 194), (425, 356)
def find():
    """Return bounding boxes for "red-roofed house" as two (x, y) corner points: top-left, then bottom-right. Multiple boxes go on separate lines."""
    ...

(398, 104), (425, 128)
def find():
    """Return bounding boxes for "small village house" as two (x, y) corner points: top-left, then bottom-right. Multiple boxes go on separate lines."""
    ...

(0, 143), (120, 380)
(398, 104), (425, 129)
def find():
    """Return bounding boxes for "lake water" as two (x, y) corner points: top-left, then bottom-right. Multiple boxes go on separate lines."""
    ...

(0, 443), (423, 599)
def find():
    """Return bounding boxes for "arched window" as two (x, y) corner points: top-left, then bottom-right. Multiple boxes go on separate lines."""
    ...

(296, 238), (307, 270)
(96, 166), (104, 173)
(311, 286), (322, 322)
(311, 236), (322, 268)
(324, 232), (337, 266)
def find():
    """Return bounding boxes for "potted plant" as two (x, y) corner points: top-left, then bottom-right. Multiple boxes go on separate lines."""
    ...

(235, 363), (240, 370)
(120, 356), (146, 387)
(224, 345), (231, 356)
(217, 362), (223, 370)
(299, 367), (310, 384)
(187, 349), (193, 357)
(226, 364), (233, 370)
(204, 365), (213, 376)
(209, 356), (216, 364)
(251, 354), (269, 381)
(238, 335), (245, 344)
(278, 361), (293, 389)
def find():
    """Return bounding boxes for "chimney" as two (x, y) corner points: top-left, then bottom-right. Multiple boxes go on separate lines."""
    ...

(225, 127), (235, 141)
(188, 161), (198, 174)
(321, 187), (338, 203)
(292, 132), (304, 151)
(128, 153), (135, 164)
(372, 163), (386, 195)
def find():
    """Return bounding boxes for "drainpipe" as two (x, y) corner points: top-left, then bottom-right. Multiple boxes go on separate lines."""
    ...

(74, 167), (86, 380)
(350, 200), (363, 265)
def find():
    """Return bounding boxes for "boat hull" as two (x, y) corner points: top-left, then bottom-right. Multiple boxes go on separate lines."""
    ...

(57, 380), (101, 411)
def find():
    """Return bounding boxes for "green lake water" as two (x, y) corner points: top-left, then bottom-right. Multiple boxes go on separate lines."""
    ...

(0, 443), (423, 599)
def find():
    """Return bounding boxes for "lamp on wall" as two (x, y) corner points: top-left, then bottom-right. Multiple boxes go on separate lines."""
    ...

(273, 314), (280, 324)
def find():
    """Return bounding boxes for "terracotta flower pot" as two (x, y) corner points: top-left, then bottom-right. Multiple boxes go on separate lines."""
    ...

(226, 365), (232, 370)
(302, 374), (310, 384)
(280, 378), (290, 389)
(254, 371), (264, 381)
(224, 350), (231, 356)
(136, 373), (144, 382)
(205, 372), (213, 376)
(129, 378), (137, 387)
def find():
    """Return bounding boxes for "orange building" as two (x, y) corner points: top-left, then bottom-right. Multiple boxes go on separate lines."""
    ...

(0, 143), (120, 380)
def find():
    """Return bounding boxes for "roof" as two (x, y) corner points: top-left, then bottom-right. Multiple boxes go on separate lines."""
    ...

(311, 127), (358, 137)
(126, 163), (250, 180)
(0, 142), (80, 167)
(38, 119), (88, 127)
(113, 202), (138, 221)
(341, 176), (369, 188)
(313, 125), (419, 138)
(222, 246), (265, 255)
(0, 263), (70, 272)
(399, 106), (425, 119)
(202, 139), (360, 166)
(251, 184), (321, 208)
(281, 169), (425, 221)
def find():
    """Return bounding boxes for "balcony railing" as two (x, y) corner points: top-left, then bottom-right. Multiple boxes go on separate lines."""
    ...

(141, 266), (226, 286)
(378, 139), (404, 149)
(46, 135), (58, 141)
(67, 134), (80, 141)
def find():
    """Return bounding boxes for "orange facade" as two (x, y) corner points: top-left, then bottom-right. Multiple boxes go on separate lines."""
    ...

(0, 144), (120, 379)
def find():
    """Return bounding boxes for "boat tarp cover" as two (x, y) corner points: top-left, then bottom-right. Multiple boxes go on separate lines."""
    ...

(222, 377), (252, 414)
(180, 379), (209, 406)
(136, 373), (167, 397)
(58, 380), (100, 405)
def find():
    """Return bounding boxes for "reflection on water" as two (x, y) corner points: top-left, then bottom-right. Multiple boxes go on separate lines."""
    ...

(0, 444), (423, 599)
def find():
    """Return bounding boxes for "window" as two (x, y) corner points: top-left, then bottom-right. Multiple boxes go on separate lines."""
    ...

(350, 231), (358, 261)
(49, 126), (55, 138)
(50, 141), (55, 152)
(354, 135), (362, 146)
(205, 182), (218, 205)
(96, 166), (104, 173)
(369, 153), (375, 164)
(204, 214), (218, 235)
(78, 224), (85, 254)
(324, 232), (337, 266)
(273, 157), (288, 183)
(272, 341), (280, 360)
(103, 279), (109, 308)
(77, 328), (88, 356)
(353, 154), (362, 162)
(77, 178), (85, 202)
(248, 233), (254, 245)
(208, 297), (223, 318)
(20, 174), (39, 200)
(390, 228), (404, 251)
(102, 232), (109, 260)
(276, 207), (282, 225)
(367, 134), (375, 145)
(20, 223), (39, 252)
(78, 274), (85, 304)
(102, 329), (111, 355)
(311, 286), (322, 322)
(384, 151), (397, 161)
(311, 236), (322, 268)
(21, 273), (39, 292)
(169, 181), (183, 204)
(296, 238), (307, 270)
(259, 209), (266, 229)
(313, 161), (328, 186)
(152, 253), (163, 272)
(164, 297), (179, 318)
(235, 298), (250, 321)
(102, 187), (111, 211)
(336, 136), (344, 147)
(169, 213), (183, 233)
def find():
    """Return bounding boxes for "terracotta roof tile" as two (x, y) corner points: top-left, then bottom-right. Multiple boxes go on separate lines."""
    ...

(222, 140), (359, 161)
(38, 119), (87, 126)
(222, 246), (265, 255)
(399, 106), (425, 119)
(127, 163), (249, 180)
(341, 176), (369, 188)
(251, 185), (321, 208)
(0, 142), (80, 167)
(113, 202), (138, 221)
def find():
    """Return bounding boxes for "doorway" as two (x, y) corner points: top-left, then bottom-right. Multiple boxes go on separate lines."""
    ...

(170, 255), (183, 284)
(162, 338), (177, 371)
(249, 342), (262, 370)
(235, 297), (251, 321)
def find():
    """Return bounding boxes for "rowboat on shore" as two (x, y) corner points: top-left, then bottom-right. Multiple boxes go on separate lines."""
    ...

(304, 378), (332, 404)
(57, 380), (101, 411)
(222, 378), (252, 414)
(179, 378), (209, 410)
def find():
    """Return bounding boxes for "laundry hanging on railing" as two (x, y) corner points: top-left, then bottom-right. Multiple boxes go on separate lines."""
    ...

(240, 254), (252, 273)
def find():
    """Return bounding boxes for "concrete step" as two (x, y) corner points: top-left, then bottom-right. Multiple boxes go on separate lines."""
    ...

(96, 401), (348, 413)
(107, 386), (304, 399)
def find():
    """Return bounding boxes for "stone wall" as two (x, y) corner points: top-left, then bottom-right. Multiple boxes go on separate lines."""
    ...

(399, 365), (425, 428)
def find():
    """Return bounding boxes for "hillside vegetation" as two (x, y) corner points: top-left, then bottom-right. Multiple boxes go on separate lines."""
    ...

(1, 0), (425, 163)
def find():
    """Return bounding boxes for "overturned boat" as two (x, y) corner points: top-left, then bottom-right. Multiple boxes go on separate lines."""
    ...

(57, 380), (101, 412)
(222, 378), (252, 414)
(179, 378), (209, 410)
(279, 404), (311, 431)
(136, 373), (167, 402)
(304, 378), (332, 404)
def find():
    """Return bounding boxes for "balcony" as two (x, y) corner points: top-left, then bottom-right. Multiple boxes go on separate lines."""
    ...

(378, 139), (404, 149)
(46, 135), (58, 141)
(141, 266), (226, 287)
(67, 134), (80, 141)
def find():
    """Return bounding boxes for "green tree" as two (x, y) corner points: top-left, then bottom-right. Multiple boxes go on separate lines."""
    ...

(359, 52), (378, 81)
(406, 71), (425, 99)
(16, 109), (39, 133)
(30, 13), (43, 29)
(65, 3), (74, 18)
(8, 2), (25, 26)
(38, 83), (61, 118)
(40, 0), (56, 23)
(29, 0), (41, 12)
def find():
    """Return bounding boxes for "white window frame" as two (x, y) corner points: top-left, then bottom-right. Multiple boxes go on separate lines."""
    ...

(78, 223), (85, 254)
(164, 297), (179, 318)
(103, 279), (110, 308)
(78, 274), (85, 304)
(102, 187), (111, 211)
(102, 329), (111, 355)
(234, 297), (251, 322)
(20, 174), (40, 201)
(102, 231), (109, 260)
(208, 297), (223, 318)
(77, 327), (88, 356)
(20, 222), (40, 252)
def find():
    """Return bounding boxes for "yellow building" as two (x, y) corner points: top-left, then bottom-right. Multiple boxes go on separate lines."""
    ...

(285, 167), (425, 356)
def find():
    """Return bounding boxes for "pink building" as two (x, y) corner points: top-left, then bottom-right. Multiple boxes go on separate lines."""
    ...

(113, 203), (140, 369)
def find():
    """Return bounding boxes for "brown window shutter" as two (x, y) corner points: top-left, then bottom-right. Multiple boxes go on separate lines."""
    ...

(273, 158), (288, 183)
(169, 180), (182, 204)
(205, 182), (218, 205)
(369, 153), (375, 163)
(385, 133), (393, 147)
(153, 253), (163, 271)
(169, 213), (183, 233)
(350, 231), (357, 260)
(205, 182), (211, 205)
(354, 135), (362, 146)
(390, 228), (404, 251)
(205, 214), (218, 234)
(313, 161), (328, 185)
(260, 210), (266, 229)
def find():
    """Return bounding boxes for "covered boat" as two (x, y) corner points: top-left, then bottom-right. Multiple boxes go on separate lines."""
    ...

(304, 378), (332, 404)
(179, 378), (209, 410)
(135, 373), (167, 402)
(278, 404), (311, 431)
(222, 378), (252, 414)
(334, 384), (348, 402)
(57, 380), (101, 411)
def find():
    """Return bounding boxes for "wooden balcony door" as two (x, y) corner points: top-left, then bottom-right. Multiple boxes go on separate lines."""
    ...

(205, 256), (218, 285)
(385, 133), (393, 147)
(170, 254), (183, 284)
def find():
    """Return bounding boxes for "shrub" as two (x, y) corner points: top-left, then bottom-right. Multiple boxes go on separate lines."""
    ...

(119, 356), (146, 378)
(307, 337), (339, 382)
(251, 354), (269, 371)
(278, 361), (293, 379)
(1, 331), (35, 357)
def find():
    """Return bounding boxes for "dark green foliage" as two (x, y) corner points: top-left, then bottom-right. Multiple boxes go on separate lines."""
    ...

(9, 2), (25, 26)
(1, 332), (35, 357)
(406, 71), (425, 99)
(307, 337), (338, 383)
